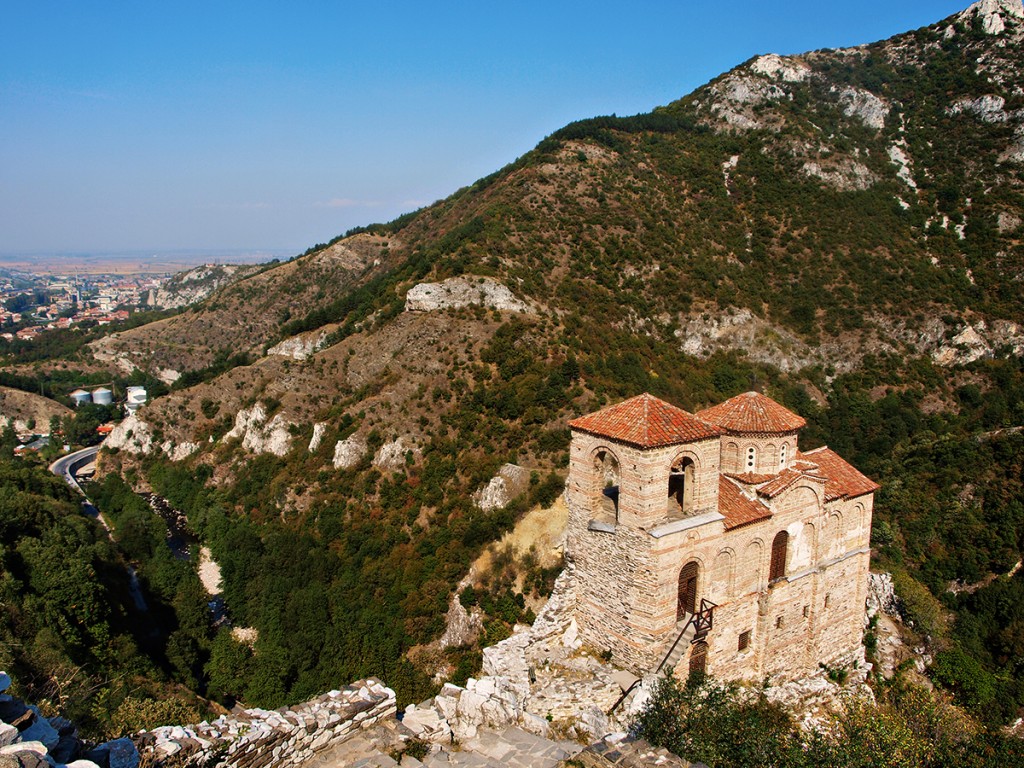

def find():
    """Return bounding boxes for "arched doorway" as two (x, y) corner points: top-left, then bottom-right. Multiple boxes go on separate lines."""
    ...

(689, 641), (708, 679)
(677, 561), (699, 621)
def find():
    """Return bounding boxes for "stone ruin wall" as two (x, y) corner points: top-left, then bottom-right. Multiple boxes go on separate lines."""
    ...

(0, 674), (397, 768)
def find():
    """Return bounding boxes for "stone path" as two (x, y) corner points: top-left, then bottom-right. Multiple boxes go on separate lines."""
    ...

(310, 724), (581, 768)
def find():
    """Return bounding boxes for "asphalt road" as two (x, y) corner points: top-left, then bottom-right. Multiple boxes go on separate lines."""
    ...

(49, 444), (100, 495)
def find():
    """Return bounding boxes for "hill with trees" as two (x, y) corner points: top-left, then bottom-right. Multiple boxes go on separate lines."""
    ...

(5, 0), (1024, 746)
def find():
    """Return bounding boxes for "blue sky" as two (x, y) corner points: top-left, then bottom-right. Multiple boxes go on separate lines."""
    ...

(0, 0), (971, 256)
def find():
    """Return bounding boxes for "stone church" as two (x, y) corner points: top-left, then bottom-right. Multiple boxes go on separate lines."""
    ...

(564, 391), (876, 682)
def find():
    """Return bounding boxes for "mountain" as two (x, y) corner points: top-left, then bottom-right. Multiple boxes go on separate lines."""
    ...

(84, 0), (1024, 714)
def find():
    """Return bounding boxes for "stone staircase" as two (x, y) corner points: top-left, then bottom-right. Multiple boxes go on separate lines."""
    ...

(657, 620), (696, 675)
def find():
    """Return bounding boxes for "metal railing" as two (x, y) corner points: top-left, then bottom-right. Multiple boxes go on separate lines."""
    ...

(608, 598), (717, 715)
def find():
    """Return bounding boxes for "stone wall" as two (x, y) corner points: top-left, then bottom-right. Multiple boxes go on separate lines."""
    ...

(136, 679), (395, 767)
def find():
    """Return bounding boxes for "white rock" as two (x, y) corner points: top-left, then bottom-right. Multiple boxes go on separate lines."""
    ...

(957, 0), (1023, 35)
(105, 413), (155, 455)
(162, 440), (199, 461)
(267, 330), (328, 360)
(562, 618), (579, 649)
(405, 276), (532, 314)
(473, 464), (531, 511)
(948, 94), (1008, 122)
(373, 438), (417, 472)
(997, 211), (1021, 233)
(802, 159), (876, 191)
(0, 741), (46, 757)
(838, 87), (889, 130)
(332, 435), (366, 470)
(156, 368), (181, 385)
(0, 723), (17, 747)
(225, 404), (292, 457)
(888, 145), (917, 189)
(308, 423), (326, 453)
(749, 54), (811, 82)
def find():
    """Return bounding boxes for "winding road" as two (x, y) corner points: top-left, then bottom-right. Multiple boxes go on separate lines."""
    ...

(49, 444), (100, 496)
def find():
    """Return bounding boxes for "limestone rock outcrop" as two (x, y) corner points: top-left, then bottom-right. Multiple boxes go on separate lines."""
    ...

(224, 404), (292, 457)
(405, 276), (531, 314)
(473, 463), (531, 511)
(105, 413), (156, 455)
(267, 329), (329, 361)
(332, 435), (366, 470)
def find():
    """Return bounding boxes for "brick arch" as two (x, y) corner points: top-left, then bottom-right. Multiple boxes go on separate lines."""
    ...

(724, 441), (739, 469)
(743, 539), (764, 592)
(589, 446), (621, 522)
(828, 510), (844, 557)
(712, 548), (735, 601)
(668, 450), (701, 515)
(688, 640), (709, 679)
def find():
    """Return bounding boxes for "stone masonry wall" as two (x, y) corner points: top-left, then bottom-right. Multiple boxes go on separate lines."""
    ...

(136, 678), (395, 767)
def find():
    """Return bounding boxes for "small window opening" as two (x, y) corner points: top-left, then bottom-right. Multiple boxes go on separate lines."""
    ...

(776, 615), (784, 629)
(780, 444), (788, 468)
(738, 630), (751, 651)
(824, 594), (831, 608)
(746, 445), (757, 471)
(802, 605), (810, 618)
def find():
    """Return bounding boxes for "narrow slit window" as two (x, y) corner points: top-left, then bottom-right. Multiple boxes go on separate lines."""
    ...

(746, 445), (756, 471)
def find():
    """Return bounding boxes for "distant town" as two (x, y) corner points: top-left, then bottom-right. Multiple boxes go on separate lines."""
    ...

(0, 268), (172, 342)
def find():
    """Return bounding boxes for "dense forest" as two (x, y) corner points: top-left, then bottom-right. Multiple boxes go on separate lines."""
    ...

(0, 433), (207, 738)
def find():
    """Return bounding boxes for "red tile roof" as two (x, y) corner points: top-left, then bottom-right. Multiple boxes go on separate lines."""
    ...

(697, 391), (806, 435)
(724, 471), (777, 485)
(755, 468), (806, 499)
(800, 447), (880, 501)
(569, 393), (721, 448)
(719, 477), (772, 529)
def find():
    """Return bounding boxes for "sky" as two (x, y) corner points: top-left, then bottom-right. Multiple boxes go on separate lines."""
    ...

(0, 0), (974, 258)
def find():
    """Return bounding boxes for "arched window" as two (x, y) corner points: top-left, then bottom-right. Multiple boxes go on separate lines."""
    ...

(779, 443), (788, 468)
(668, 457), (695, 515)
(746, 445), (757, 472)
(769, 530), (789, 582)
(593, 449), (620, 522)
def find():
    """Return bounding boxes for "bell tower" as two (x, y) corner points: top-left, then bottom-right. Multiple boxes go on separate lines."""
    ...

(565, 394), (722, 671)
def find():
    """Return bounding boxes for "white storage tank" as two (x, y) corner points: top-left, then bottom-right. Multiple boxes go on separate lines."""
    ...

(70, 389), (92, 407)
(92, 387), (113, 406)
(126, 386), (147, 405)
